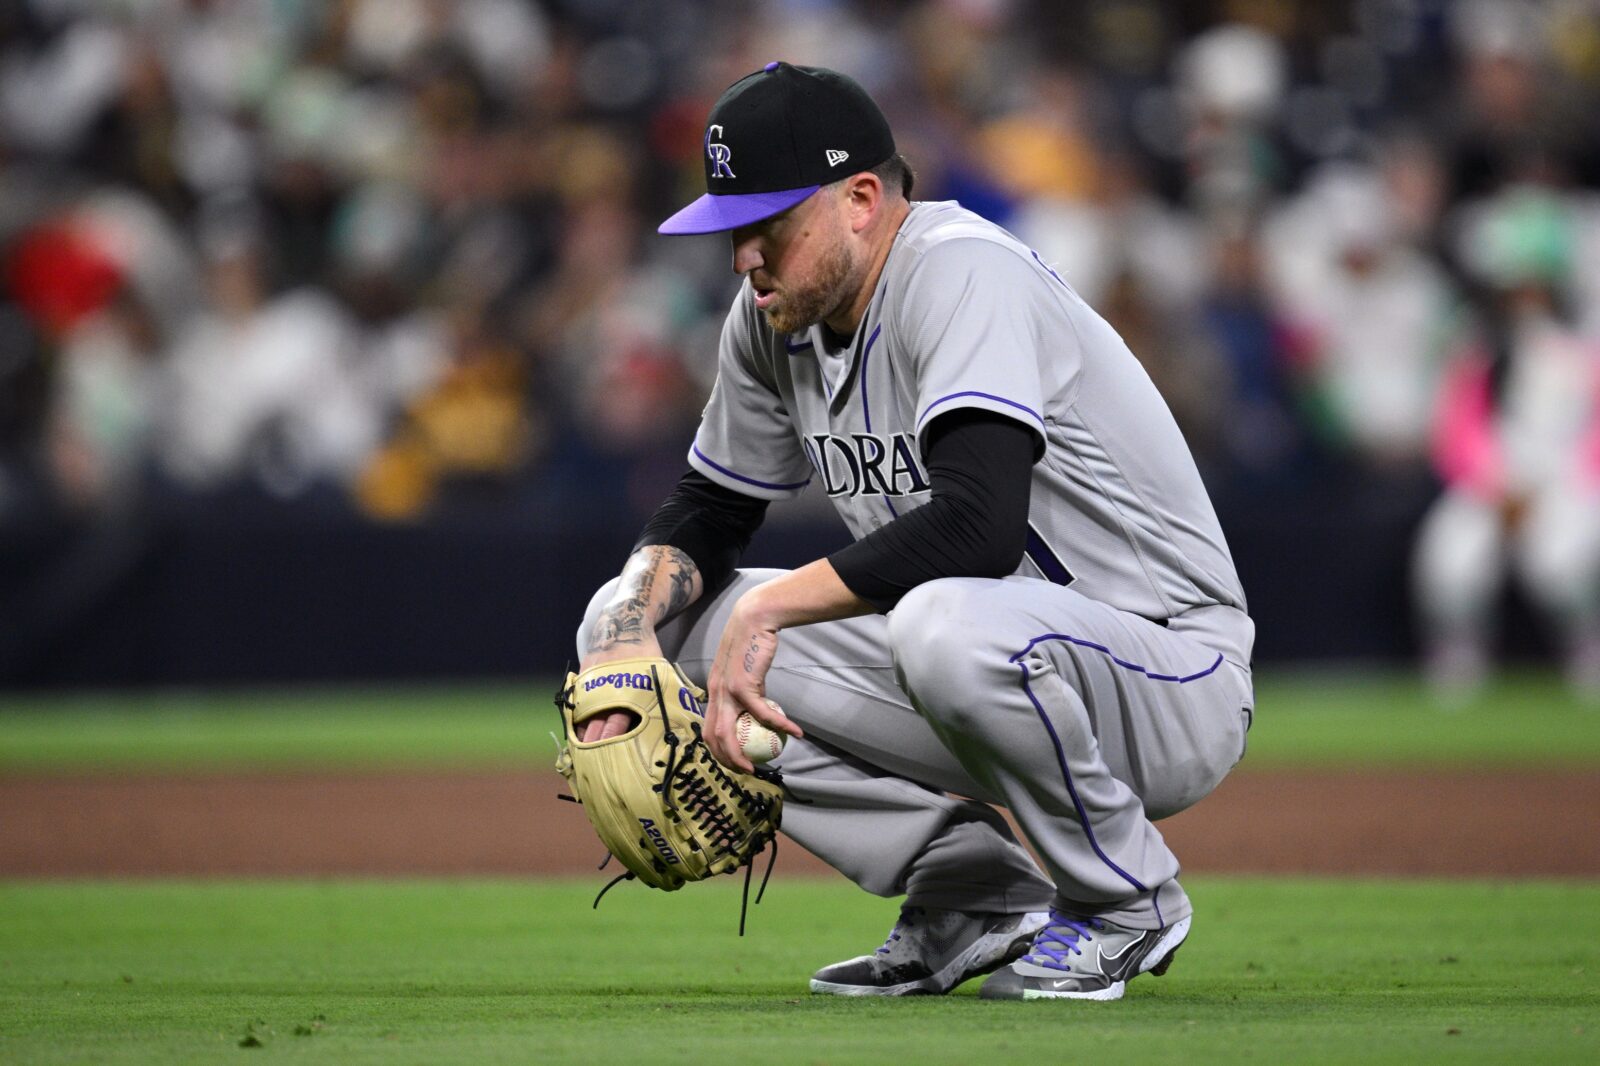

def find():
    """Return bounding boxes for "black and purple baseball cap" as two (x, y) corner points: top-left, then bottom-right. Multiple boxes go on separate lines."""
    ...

(658, 62), (895, 236)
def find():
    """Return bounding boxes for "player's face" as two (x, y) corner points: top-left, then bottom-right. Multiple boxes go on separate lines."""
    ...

(730, 190), (858, 334)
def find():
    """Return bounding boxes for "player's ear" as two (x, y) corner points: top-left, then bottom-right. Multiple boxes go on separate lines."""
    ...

(844, 171), (884, 234)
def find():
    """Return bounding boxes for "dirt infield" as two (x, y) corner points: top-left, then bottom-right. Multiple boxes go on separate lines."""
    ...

(3, 768), (1597, 879)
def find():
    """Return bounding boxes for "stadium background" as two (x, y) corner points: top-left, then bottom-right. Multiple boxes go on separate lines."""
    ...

(2, 2), (1599, 1062)
(5, 0), (1600, 684)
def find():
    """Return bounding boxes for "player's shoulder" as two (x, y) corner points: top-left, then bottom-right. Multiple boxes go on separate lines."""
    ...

(893, 201), (1042, 277)
(886, 201), (1052, 307)
(899, 201), (1033, 254)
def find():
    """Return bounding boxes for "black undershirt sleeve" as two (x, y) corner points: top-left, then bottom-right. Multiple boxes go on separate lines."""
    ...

(829, 410), (1038, 612)
(634, 470), (770, 595)
(634, 411), (1036, 610)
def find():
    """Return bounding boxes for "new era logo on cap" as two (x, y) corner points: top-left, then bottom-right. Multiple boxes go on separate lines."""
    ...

(826, 149), (850, 167)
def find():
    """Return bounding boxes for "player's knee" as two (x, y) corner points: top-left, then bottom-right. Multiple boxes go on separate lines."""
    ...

(575, 577), (624, 660)
(888, 579), (1004, 713)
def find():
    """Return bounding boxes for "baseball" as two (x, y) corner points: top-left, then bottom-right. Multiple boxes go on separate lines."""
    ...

(736, 710), (786, 765)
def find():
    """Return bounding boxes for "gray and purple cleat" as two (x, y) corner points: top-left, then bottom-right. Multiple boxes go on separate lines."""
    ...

(979, 910), (1191, 1001)
(809, 906), (1051, 996)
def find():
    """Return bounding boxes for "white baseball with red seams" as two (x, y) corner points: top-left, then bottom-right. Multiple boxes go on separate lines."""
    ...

(736, 708), (785, 764)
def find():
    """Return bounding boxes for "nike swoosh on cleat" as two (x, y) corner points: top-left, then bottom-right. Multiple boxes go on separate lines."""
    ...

(1094, 936), (1142, 970)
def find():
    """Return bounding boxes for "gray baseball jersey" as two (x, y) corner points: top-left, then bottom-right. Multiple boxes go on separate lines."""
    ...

(690, 200), (1253, 666)
(592, 200), (1257, 930)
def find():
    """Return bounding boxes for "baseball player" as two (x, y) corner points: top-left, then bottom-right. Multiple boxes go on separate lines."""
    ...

(575, 62), (1254, 1001)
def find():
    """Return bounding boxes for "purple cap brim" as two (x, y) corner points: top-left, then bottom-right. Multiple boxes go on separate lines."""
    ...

(657, 186), (820, 235)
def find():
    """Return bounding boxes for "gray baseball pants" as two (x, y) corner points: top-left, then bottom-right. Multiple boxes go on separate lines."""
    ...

(578, 569), (1253, 930)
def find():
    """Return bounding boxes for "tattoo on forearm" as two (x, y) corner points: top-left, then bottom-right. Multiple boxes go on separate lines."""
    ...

(664, 556), (697, 618)
(587, 607), (645, 652)
(586, 546), (701, 655)
(586, 550), (661, 652)
(743, 636), (759, 673)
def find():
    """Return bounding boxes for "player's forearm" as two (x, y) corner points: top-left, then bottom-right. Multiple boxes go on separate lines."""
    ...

(583, 545), (704, 664)
(634, 470), (769, 595)
(734, 559), (874, 632)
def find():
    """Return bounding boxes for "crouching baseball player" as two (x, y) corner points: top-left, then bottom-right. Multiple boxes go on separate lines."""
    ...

(557, 62), (1254, 1002)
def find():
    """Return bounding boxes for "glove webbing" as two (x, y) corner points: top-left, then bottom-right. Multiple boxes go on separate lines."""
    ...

(667, 733), (780, 851)
(663, 736), (782, 935)
(648, 662), (780, 859)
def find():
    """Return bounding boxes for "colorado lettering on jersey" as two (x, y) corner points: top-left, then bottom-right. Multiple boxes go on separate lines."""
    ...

(805, 432), (930, 498)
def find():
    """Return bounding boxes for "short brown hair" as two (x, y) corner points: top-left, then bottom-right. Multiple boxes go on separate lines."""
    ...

(871, 153), (915, 199)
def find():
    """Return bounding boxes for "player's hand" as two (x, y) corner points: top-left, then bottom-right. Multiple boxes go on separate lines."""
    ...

(706, 593), (803, 771)
(577, 644), (665, 742)
(577, 546), (704, 742)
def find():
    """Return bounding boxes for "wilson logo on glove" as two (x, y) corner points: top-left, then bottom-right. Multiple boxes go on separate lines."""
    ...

(583, 672), (654, 692)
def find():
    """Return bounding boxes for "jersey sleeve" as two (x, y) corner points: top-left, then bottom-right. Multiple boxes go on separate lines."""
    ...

(896, 238), (1066, 452)
(688, 292), (813, 501)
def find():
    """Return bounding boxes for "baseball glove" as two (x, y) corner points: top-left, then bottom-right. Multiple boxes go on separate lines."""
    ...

(554, 658), (784, 914)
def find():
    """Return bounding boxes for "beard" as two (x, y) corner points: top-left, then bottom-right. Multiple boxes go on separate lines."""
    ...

(759, 237), (857, 335)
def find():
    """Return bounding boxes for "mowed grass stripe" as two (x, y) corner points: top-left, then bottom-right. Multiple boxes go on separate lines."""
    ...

(5, 671), (1600, 771)
(0, 686), (555, 771)
(0, 878), (1595, 1065)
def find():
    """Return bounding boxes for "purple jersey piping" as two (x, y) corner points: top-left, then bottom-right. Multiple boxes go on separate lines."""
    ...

(1025, 526), (1073, 586)
(1008, 633), (1225, 898)
(859, 324), (884, 431)
(691, 444), (810, 492)
(1013, 656), (1148, 896)
(1031, 249), (1068, 288)
(1010, 634), (1225, 684)
(917, 391), (1045, 433)
(855, 324), (897, 519)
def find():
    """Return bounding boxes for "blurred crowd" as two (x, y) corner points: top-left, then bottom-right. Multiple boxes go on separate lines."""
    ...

(4, 0), (1600, 685)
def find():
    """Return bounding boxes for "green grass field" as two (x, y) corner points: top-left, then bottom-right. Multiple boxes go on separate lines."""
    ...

(3, 672), (1598, 1064)
(3, 670), (1600, 771)
(2, 879), (1597, 1065)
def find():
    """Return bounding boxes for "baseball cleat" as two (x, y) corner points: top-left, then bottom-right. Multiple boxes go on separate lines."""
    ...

(809, 906), (1051, 996)
(978, 911), (1191, 1001)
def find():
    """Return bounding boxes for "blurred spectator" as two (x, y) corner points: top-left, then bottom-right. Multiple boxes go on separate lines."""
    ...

(1012, 149), (1206, 312)
(160, 220), (365, 496)
(1264, 161), (1468, 473)
(47, 284), (164, 514)
(354, 279), (541, 522)
(1172, 22), (1290, 217)
(1441, 0), (1600, 200)
(1412, 185), (1600, 700)
(1196, 221), (1306, 480)
(520, 195), (709, 517)
(1097, 266), (1229, 466)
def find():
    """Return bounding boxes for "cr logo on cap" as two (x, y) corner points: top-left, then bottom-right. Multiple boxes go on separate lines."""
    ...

(706, 124), (736, 179)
